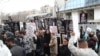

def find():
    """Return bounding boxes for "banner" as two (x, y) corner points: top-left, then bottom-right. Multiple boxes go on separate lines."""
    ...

(80, 12), (88, 24)
(26, 22), (36, 37)
(50, 26), (58, 34)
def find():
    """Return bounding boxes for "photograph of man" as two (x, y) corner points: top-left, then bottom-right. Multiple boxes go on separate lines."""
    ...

(80, 11), (88, 24)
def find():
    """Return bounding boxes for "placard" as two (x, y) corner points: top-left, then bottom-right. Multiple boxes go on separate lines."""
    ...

(80, 12), (88, 24)
(26, 22), (36, 37)
(59, 26), (65, 34)
(50, 26), (58, 34)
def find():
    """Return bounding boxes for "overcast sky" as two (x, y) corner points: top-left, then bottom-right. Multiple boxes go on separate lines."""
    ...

(0, 0), (55, 14)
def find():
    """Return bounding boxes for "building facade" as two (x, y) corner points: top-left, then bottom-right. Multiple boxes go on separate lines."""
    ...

(59, 0), (100, 38)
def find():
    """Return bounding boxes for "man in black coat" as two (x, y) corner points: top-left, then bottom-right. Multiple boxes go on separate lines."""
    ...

(59, 38), (71, 56)
(36, 29), (45, 56)
(43, 30), (51, 56)
(80, 26), (85, 39)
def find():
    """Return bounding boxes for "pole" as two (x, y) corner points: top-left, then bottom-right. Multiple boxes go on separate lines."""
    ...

(64, 0), (66, 11)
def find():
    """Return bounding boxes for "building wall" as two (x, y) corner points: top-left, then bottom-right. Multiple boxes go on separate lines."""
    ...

(72, 11), (80, 42)
(94, 7), (100, 30)
(94, 7), (100, 20)
(61, 7), (100, 38)
(52, 7), (57, 17)
(60, 0), (100, 39)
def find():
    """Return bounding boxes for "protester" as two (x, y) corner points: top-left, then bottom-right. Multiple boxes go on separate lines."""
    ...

(33, 31), (38, 40)
(0, 40), (12, 56)
(0, 32), (7, 44)
(32, 31), (37, 56)
(68, 32), (98, 56)
(36, 29), (45, 56)
(49, 33), (58, 56)
(44, 29), (51, 56)
(88, 32), (98, 50)
(66, 29), (71, 39)
(1, 17), (100, 56)
(15, 30), (19, 37)
(0, 25), (3, 33)
(96, 29), (100, 52)
(56, 34), (60, 56)
(19, 30), (33, 56)
(59, 38), (71, 56)
(6, 37), (25, 56)
(80, 26), (85, 39)
(14, 30), (21, 46)
(5, 29), (14, 37)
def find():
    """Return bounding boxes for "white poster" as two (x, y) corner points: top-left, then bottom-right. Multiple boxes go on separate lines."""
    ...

(26, 22), (36, 37)
(50, 26), (58, 34)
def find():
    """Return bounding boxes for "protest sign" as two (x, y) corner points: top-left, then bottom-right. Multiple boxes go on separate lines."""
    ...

(50, 26), (58, 34)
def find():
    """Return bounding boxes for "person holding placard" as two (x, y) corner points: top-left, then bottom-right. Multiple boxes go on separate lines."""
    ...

(49, 33), (58, 56)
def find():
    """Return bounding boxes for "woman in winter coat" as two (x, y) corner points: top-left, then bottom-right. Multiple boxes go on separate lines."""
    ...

(49, 33), (58, 56)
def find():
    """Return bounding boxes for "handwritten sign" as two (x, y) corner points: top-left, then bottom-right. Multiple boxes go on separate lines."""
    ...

(50, 26), (58, 34)
(26, 22), (36, 37)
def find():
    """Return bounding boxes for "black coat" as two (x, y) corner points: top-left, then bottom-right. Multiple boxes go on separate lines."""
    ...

(43, 33), (51, 54)
(59, 45), (71, 56)
(44, 33), (51, 46)
(36, 36), (45, 56)
(96, 30), (100, 41)
(36, 36), (44, 49)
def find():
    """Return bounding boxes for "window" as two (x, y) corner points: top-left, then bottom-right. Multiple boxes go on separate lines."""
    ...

(87, 9), (94, 20)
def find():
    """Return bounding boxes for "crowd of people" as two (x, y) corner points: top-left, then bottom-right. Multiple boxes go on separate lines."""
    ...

(0, 25), (99, 56)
